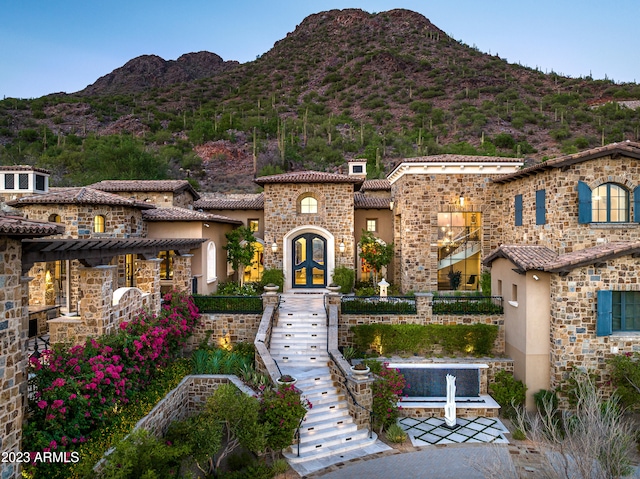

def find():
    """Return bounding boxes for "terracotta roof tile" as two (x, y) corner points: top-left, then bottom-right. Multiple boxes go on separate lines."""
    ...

(361, 179), (391, 191)
(142, 207), (242, 224)
(484, 241), (640, 274)
(354, 194), (391, 209)
(254, 170), (364, 186)
(483, 244), (558, 271)
(0, 165), (51, 174)
(7, 187), (156, 209)
(193, 193), (264, 210)
(0, 213), (64, 237)
(89, 179), (200, 200)
(493, 141), (640, 184)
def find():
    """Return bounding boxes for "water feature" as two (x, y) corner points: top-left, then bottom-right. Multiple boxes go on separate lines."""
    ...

(387, 363), (486, 399)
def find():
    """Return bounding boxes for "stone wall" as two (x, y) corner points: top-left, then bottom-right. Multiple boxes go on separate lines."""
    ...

(495, 154), (640, 254)
(548, 255), (640, 399)
(263, 182), (356, 274)
(0, 238), (28, 479)
(186, 312), (263, 352)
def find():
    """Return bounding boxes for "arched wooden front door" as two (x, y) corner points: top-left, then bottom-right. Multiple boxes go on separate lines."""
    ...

(292, 233), (327, 288)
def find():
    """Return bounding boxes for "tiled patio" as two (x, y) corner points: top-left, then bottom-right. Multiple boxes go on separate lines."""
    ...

(398, 416), (510, 446)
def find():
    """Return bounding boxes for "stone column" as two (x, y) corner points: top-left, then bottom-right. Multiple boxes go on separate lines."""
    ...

(172, 254), (193, 294)
(346, 376), (374, 429)
(79, 265), (116, 338)
(0, 238), (27, 479)
(136, 258), (162, 311)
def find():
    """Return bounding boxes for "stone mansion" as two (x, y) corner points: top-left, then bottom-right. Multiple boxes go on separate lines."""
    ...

(1, 141), (640, 475)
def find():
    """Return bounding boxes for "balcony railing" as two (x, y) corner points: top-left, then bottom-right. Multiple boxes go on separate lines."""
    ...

(341, 296), (417, 315)
(432, 295), (503, 315)
(192, 295), (263, 314)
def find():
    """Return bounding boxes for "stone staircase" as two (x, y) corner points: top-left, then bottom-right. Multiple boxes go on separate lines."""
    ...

(270, 294), (388, 475)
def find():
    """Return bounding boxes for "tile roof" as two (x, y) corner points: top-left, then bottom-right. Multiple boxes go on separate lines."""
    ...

(484, 241), (640, 275)
(0, 213), (65, 237)
(493, 141), (640, 184)
(89, 179), (200, 200)
(0, 165), (51, 174)
(354, 194), (391, 209)
(142, 207), (242, 224)
(7, 187), (156, 209)
(361, 179), (391, 191)
(483, 245), (558, 272)
(254, 170), (364, 187)
(193, 193), (264, 210)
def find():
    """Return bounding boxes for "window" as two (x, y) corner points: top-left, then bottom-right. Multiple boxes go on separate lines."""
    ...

(93, 215), (105, 233)
(592, 183), (629, 222)
(4, 174), (14, 190)
(35, 174), (45, 191)
(366, 218), (378, 232)
(159, 251), (174, 280)
(18, 174), (28, 190)
(535, 189), (546, 225)
(48, 213), (61, 223)
(579, 181), (632, 224)
(248, 219), (259, 233)
(598, 290), (640, 335)
(514, 195), (523, 226)
(497, 280), (503, 296)
(512, 284), (518, 302)
(352, 165), (364, 174)
(299, 195), (318, 214)
(207, 242), (217, 283)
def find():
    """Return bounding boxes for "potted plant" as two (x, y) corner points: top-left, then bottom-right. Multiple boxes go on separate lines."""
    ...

(350, 362), (370, 378)
(276, 374), (297, 386)
(327, 283), (342, 293)
(263, 283), (279, 293)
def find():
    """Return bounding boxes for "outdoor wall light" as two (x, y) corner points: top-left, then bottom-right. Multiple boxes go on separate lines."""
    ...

(339, 242), (346, 253)
(459, 196), (465, 207)
(533, 274), (540, 281)
(389, 200), (394, 210)
(271, 242), (278, 253)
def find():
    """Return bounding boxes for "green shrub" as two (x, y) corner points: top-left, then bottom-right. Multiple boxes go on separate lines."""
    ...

(331, 266), (355, 293)
(533, 389), (559, 412)
(512, 428), (527, 440)
(608, 352), (640, 409)
(260, 268), (284, 292)
(385, 423), (408, 443)
(351, 323), (498, 356)
(489, 371), (527, 419)
(479, 271), (491, 296)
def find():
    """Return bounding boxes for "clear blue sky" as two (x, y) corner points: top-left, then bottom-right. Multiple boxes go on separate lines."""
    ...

(2, 0), (638, 99)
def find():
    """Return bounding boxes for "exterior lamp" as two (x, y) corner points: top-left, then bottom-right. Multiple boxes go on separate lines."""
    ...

(459, 196), (465, 207)
(271, 242), (278, 253)
(389, 200), (394, 210)
(339, 242), (346, 253)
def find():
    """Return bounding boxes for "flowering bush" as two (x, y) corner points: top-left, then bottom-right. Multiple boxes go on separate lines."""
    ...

(260, 384), (312, 453)
(24, 291), (199, 466)
(372, 363), (407, 432)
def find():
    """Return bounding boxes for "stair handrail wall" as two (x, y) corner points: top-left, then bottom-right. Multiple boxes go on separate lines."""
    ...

(254, 293), (282, 383)
(326, 299), (374, 437)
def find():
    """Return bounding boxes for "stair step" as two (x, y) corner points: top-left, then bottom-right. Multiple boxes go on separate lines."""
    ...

(303, 400), (349, 420)
(297, 422), (359, 444)
(299, 415), (355, 434)
(283, 433), (378, 463)
(294, 428), (372, 454)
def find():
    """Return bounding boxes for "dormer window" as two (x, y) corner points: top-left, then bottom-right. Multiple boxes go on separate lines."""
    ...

(18, 174), (28, 189)
(4, 174), (14, 189)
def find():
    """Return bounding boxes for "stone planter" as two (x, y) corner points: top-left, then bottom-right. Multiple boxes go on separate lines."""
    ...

(264, 284), (280, 293)
(327, 285), (342, 293)
(276, 376), (297, 386)
(350, 365), (370, 379)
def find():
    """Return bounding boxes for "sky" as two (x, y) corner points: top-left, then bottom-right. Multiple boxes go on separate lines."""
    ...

(2, 0), (639, 99)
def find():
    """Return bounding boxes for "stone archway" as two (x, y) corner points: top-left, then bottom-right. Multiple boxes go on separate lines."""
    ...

(283, 225), (335, 292)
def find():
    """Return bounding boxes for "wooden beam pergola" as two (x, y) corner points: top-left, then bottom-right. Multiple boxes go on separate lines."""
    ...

(21, 237), (206, 275)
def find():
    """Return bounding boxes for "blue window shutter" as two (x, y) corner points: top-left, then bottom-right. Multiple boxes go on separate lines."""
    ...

(535, 189), (546, 225)
(634, 186), (640, 223)
(515, 194), (523, 226)
(578, 181), (592, 224)
(596, 290), (613, 336)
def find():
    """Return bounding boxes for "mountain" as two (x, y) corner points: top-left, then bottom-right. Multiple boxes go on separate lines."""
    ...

(1, 8), (639, 192)
(81, 52), (239, 95)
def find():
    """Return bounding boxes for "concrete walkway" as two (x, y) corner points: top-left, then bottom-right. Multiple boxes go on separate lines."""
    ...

(311, 443), (515, 479)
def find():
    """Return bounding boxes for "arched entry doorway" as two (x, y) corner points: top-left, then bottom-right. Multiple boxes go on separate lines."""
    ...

(292, 233), (326, 288)
(283, 226), (335, 292)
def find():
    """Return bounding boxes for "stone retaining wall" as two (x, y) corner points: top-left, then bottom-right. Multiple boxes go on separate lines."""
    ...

(186, 312), (263, 353)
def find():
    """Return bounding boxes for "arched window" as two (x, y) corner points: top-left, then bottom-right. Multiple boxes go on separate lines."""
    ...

(592, 183), (629, 222)
(299, 194), (318, 214)
(93, 215), (105, 233)
(207, 241), (217, 283)
(48, 213), (61, 223)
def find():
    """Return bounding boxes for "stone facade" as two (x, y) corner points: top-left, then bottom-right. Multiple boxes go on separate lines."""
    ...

(186, 312), (263, 352)
(262, 182), (356, 288)
(0, 238), (28, 479)
(495, 155), (640, 254)
(548, 256), (640, 399)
